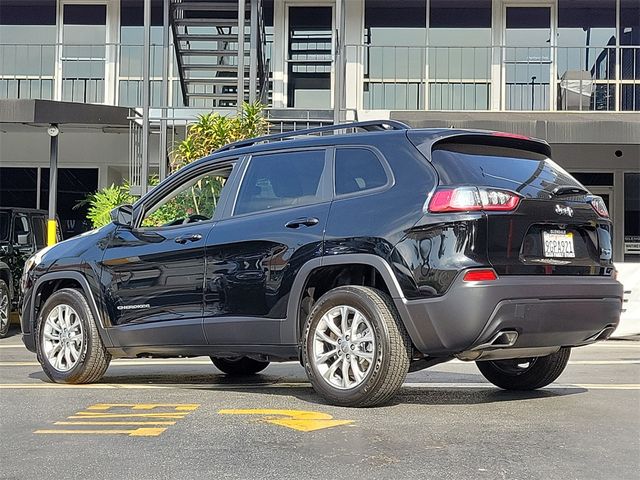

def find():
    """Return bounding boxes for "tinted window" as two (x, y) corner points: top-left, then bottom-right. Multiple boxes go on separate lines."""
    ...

(235, 151), (326, 215)
(0, 212), (8, 241)
(335, 148), (388, 195)
(13, 215), (30, 245)
(141, 167), (233, 228)
(32, 215), (47, 249)
(430, 144), (582, 199)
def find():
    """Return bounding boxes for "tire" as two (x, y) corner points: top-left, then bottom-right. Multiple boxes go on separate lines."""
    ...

(0, 279), (10, 338)
(211, 357), (270, 376)
(36, 288), (111, 384)
(302, 286), (411, 407)
(476, 347), (571, 390)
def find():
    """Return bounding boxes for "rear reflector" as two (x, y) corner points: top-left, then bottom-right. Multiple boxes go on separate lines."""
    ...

(463, 269), (498, 282)
(427, 187), (521, 213)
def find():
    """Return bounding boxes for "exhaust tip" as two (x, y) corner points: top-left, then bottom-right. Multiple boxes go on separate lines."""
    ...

(489, 330), (519, 347)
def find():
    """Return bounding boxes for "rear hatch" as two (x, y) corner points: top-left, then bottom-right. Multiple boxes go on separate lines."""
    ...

(410, 132), (614, 276)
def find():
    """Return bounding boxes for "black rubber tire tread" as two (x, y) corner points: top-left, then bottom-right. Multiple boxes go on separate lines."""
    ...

(36, 288), (111, 384)
(476, 347), (571, 390)
(302, 286), (411, 408)
(211, 357), (270, 375)
(0, 280), (10, 338)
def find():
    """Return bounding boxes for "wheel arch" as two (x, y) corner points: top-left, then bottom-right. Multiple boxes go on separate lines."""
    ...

(31, 271), (113, 347)
(284, 254), (407, 345)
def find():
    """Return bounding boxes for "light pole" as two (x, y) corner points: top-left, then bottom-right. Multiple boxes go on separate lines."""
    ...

(46, 123), (59, 246)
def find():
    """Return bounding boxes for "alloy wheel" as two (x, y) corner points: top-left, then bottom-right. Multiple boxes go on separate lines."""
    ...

(42, 304), (84, 372)
(312, 305), (376, 390)
(0, 288), (8, 331)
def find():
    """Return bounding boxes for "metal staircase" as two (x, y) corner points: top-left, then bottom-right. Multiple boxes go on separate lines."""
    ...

(170, 0), (269, 108)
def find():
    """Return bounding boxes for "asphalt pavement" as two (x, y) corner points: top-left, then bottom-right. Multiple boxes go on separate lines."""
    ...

(1, 325), (638, 480)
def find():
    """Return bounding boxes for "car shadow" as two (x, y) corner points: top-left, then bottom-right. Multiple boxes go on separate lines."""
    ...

(27, 367), (586, 408)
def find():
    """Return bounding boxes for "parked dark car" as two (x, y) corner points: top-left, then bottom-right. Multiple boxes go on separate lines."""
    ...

(19, 121), (623, 406)
(0, 207), (56, 337)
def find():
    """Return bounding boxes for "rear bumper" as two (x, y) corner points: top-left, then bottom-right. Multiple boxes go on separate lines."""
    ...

(395, 273), (624, 356)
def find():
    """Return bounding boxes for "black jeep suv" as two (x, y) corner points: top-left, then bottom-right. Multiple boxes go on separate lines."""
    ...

(20, 121), (623, 407)
(1, 207), (52, 338)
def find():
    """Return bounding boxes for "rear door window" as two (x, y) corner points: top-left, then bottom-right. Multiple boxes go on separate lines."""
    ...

(334, 148), (389, 195)
(234, 150), (327, 215)
(430, 143), (582, 199)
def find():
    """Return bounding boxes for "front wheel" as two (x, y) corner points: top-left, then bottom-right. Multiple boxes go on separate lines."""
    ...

(0, 279), (10, 338)
(211, 357), (270, 376)
(476, 347), (571, 390)
(302, 286), (411, 407)
(36, 288), (111, 383)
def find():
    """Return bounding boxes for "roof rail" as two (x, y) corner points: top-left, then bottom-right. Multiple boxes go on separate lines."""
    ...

(215, 120), (410, 153)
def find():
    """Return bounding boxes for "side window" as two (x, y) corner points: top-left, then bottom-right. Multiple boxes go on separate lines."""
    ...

(31, 215), (47, 249)
(13, 214), (30, 246)
(234, 150), (326, 215)
(140, 166), (233, 228)
(335, 148), (388, 195)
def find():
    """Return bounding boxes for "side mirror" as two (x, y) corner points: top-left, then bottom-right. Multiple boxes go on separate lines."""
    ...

(17, 233), (29, 246)
(110, 204), (134, 228)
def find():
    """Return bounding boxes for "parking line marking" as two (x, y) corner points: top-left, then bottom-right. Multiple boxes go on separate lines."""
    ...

(55, 421), (177, 426)
(35, 428), (167, 437)
(34, 403), (200, 437)
(219, 409), (354, 432)
(70, 413), (189, 419)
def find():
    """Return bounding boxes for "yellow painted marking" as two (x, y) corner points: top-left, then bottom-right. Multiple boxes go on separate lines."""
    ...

(219, 409), (354, 432)
(86, 403), (199, 411)
(34, 403), (199, 437)
(35, 428), (166, 437)
(70, 413), (188, 419)
(55, 421), (177, 426)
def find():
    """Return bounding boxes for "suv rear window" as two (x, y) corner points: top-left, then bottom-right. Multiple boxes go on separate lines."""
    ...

(430, 143), (582, 199)
(335, 148), (388, 195)
(235, 150), (326, 215)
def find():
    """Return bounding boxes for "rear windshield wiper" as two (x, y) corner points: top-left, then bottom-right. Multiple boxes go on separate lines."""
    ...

(552, 185), (589, 196)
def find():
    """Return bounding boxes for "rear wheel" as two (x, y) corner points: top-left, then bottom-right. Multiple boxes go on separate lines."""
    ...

(0, 279), (10, 338)
(476, 347), (571, 390)
(302, 286), (411, 407)
(36, 288), (111, 383)
(211, 357), (270, 376)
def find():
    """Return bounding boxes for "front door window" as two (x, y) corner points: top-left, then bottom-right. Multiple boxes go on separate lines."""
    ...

(140, 168), (231, 228)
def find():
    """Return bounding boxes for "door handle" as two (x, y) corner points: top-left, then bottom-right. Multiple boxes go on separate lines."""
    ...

(285, 217), (320, 229)
(175, 233), (203, 244)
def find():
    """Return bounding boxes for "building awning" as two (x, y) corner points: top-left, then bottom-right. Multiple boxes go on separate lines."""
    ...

(0, 99), (130, 128)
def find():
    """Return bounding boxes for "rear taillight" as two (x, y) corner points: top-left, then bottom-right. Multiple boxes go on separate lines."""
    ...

(589, 196), (609, 218)
(427, 187), (521, 213)
(463, 269), (498, 282)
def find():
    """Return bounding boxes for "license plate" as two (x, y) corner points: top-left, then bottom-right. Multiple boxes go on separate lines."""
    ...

(543, 230), (575, 258)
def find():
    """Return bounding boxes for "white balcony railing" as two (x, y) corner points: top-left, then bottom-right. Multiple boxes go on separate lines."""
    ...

(1, 42), (638, 111)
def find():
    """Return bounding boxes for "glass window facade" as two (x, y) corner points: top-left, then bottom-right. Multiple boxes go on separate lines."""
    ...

(61, 4), (107, 103)
(429, 0), (491, 110)
(119, 0), (168, 107)
(0, 0), (56, 100)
